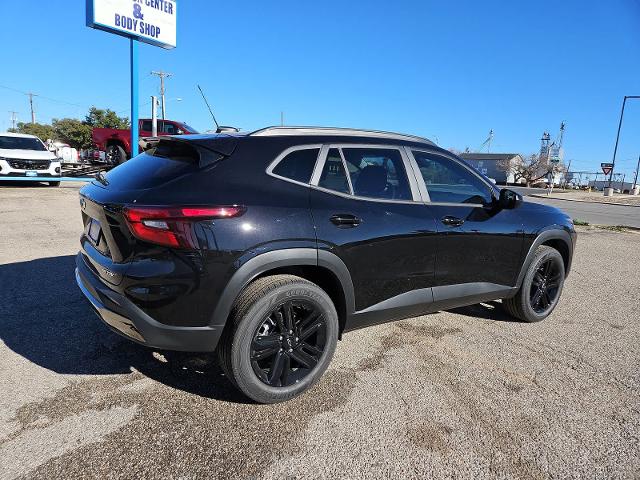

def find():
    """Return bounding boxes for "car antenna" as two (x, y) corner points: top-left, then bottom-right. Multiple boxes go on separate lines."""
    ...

(197, 84), (221, 132)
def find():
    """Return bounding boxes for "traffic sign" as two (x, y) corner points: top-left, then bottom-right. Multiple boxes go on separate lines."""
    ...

(601, 163), (613, 176)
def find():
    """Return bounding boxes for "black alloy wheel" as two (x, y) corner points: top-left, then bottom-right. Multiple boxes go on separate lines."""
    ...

(250, 300), (327, 387)
(502, 245), (565, 323)
(529, 258), (563, 314)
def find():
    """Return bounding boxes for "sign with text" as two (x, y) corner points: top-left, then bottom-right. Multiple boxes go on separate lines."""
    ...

(601, 163), (613, 176)
(87, 0), (177, 49)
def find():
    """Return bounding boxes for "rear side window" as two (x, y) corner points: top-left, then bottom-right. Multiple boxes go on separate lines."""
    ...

(318, 148), (351, 194)
(272, 148), (319, 184)
(342, 148), (412, 200)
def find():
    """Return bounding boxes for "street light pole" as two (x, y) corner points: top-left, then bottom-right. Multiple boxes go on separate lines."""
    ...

(609, 95), (640, 188)
(634, 154), (640, 188)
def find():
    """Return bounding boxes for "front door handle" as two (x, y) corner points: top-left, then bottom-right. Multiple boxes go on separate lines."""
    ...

(330, 214), (362, 227)
(441, 215), (465, 227)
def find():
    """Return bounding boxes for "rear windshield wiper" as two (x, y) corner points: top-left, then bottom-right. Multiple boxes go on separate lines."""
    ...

(95, 171), (109, 186)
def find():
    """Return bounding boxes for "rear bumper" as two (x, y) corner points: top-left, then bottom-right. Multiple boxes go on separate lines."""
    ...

(75, 253), (223, 352)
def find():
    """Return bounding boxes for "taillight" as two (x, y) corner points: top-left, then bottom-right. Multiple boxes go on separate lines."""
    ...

(123, 205), (246, 248)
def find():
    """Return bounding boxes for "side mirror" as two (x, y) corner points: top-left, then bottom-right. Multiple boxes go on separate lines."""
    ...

(176, 129), (184, 135)
(499, 188), (522, 209)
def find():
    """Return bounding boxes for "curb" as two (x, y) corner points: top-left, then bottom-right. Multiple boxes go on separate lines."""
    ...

(528, 194), (640, 208)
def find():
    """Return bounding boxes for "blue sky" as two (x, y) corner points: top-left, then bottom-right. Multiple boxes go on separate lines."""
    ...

(1, 0), (639, 178)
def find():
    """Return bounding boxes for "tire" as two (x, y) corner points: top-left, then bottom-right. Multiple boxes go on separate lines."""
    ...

(218, 274), (339, 404)
(48, 181), (60, 187)
(106, 144), (127, 165)
(503, 245), (565, 322)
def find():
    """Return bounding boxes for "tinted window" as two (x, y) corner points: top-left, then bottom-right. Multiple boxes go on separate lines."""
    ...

(412, 151), (493, 204)
(0, 136), (46, 151)
(140, 120), (152, 132)
(272, 148), (319, 183)
(180, 123), (199, 134)
(162, 122), (177, 134)
(318, 148), (350, 194)
(342, 148), (411, 200)
(103, 142), (201, 190)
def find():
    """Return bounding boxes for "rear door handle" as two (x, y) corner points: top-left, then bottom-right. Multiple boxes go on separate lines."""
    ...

(330, 214), (362, 227)
(441, 216), (464, 227)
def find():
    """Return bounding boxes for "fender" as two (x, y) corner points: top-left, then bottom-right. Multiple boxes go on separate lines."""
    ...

(210, 248), (355, 327)
(514, 226), (574, 290)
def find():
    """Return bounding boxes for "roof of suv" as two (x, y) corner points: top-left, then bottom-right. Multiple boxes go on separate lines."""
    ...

(249, 126), (435, 145)
(0, 132), (40, 139)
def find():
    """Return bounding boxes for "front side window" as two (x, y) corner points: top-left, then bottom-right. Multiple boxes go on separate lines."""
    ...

(272, 148), (319, 184)
(140, 120), (152, 132)
(412, 151), (493, 204)
(342, 148), (411, 200)
(318, 148), (350, 194)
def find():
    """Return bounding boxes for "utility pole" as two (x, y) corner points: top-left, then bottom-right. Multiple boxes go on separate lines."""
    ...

(280, 111), (284, 126)
(9, 111), (18, 130)
(609, 95), (640, 188)
(151, 96), (158, 137)
(634, 155), (640, 188)
(150, 71), (173, 121)
(26, 92), (38, 124)
(563, 158), (572, 189)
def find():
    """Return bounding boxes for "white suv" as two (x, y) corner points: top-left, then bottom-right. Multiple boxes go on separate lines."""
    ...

(0, 132), (62, 186)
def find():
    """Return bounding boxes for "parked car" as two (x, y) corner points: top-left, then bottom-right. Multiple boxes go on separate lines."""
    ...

(91, 119), (199, 165)
(75, 126), (577, 403)
(0, 132), (62, 186)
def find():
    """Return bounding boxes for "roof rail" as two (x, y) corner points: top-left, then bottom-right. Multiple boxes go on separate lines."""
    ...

(249, 126), (435, 145)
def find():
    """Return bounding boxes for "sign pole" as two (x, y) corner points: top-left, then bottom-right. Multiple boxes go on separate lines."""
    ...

(130, 38), (139, 157)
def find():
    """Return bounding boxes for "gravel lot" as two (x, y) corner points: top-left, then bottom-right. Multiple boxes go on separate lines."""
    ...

(1, 183), (639, 479)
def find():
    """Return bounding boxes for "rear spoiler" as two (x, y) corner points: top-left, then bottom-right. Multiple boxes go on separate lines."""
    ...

(142, 134), (239, 167)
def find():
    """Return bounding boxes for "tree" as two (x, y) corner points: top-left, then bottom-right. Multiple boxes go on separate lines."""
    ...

(9, 122), (56, 142)
(52, 118), (93, 149)
(7, 107), (129, 150)
(498, 154), (565, 187)
(84, 107), (129, 129)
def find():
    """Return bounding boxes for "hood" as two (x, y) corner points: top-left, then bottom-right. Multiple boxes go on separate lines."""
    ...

(520, 199), (573, 223)
(0, 149), (57, 161)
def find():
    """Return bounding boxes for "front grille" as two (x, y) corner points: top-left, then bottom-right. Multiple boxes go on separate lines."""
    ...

(7, 159), (50, 170)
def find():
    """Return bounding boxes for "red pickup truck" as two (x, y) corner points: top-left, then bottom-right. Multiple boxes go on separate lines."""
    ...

(92, 119), (199, 164)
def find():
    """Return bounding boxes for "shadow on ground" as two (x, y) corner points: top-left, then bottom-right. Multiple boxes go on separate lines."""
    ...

(0, 181), (55, 188)
(448, 301), (522, 323)
(0, 255), (248, 403)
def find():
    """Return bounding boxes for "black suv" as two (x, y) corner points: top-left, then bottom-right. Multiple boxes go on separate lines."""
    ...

(76, 127), (576, 403)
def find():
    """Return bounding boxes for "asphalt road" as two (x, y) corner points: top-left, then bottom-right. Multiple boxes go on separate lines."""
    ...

(1, 183), (639, 479)
(510, 187), (640, 228)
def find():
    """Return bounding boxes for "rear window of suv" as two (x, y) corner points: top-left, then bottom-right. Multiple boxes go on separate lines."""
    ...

(272, 148), (319, 184)
(103, 141), (202, 190)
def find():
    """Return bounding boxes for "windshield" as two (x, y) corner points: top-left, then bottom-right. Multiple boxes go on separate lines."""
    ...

(180, 123), (199, 134)
(0, 136), (47, 151)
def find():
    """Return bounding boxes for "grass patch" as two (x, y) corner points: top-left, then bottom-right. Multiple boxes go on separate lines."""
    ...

(573, 219), (589, 226)
(595, 225), (628, 232)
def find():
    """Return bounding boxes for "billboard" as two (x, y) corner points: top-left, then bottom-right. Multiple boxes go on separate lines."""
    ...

(87, 0), (177, 49)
